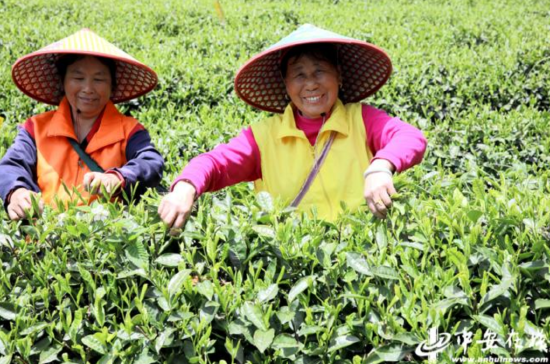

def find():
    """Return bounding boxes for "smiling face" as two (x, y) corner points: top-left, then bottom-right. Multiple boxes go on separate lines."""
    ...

(63, 56), (113, 120)
(283, 54), (341, 119)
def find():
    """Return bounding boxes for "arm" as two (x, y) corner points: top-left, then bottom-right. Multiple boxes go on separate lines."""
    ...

(171, 127), (261, 196)
(362, 105), (427, 218)
(0, 126), (40, 204)
(108, 127), (164, 191)
(0, 124), (44, 219)
(160, 127), (261, 228)
(364, 105), (427, 172)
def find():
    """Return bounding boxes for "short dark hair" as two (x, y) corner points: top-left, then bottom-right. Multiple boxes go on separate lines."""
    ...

(280, 43), (339, 78)
(55, 54), (117, 90)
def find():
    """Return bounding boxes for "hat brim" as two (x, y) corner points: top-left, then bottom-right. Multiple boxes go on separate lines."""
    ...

(235, 38), (392, 113)
(11, 28), (158, 106)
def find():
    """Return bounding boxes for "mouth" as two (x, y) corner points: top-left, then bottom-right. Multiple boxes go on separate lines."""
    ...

(78, 97), (97, 103)
(302, 95), (324, 104)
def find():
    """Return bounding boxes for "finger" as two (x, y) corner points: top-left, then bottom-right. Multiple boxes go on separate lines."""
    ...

(172, 213), (187, 230)
(10, 204), (27, 220)
(367, 201), (384, 219)
(7, 206), (21, 221)
(162, 210), (177, 228)
(379, 190), (393, 208)
(388, 183), (397, 196)
(373, 197), (388, 215)
(158, 198), (170, 217)
(38, 199), (45, 213)
(82, 173), (93, 190)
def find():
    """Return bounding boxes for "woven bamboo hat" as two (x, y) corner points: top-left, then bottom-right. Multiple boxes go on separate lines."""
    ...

(12, 28), (158, 105)
(234, 24), (392, 113)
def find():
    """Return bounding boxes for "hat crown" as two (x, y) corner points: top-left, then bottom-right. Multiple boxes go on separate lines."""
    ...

(267, 24), (354, 52)
(38, 28), (137, 61)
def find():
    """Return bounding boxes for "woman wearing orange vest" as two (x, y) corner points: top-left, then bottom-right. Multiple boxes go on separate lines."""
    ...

(159, 24), (427, 225)
(1, 29), (164, 220)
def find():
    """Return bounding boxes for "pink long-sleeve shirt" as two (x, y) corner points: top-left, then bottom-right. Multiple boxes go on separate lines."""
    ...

(173, 104), (427, 196)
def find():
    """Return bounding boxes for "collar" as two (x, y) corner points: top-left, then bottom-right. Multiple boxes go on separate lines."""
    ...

(276, 99), (350, 140)
(46, 97), (126, 153)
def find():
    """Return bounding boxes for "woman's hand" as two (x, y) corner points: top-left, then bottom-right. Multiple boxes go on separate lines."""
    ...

(7, 188), (44, 221)
(158, 181), (197, 229)
(364, 159), (396, 219)
(83, 172), (122, 195)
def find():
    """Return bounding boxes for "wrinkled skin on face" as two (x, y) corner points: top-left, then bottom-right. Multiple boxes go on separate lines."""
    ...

(63, 56), (112, 121)
(283, 54), (341, 119)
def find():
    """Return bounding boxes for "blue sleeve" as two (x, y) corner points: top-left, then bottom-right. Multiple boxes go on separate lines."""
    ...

(0, 127), (40, 205)
(111, 129), (164, 192)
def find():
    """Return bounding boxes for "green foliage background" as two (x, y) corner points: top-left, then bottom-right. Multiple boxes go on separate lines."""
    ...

(1, 0), (550, 362)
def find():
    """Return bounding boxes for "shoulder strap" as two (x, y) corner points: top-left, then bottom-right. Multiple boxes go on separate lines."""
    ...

(289, 131), (337, 208)
(67, 138), (105, 173)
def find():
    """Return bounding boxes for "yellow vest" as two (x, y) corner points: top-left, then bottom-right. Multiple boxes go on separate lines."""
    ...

(251, 100), (372, 220)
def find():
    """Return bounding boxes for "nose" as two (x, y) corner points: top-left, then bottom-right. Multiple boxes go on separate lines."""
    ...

(304, 76), (319, 90)
(82, 78), (94, 92)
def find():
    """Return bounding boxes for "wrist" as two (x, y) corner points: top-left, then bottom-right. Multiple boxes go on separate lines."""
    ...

(8, 187), (27, 204)
(173, 180), (197, 199)
(363, 165), (394, 179)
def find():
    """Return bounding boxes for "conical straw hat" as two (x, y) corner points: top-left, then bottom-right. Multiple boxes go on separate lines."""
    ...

(234, 24), (392, 113)
(12, 28), (158, 105)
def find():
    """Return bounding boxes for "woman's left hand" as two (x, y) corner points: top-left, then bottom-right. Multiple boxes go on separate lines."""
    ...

(83, 172), (122, 195)
(364, 160), (396, 219)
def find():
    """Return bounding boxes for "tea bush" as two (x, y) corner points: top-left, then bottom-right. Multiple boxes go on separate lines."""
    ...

(0, 0), (549, 362)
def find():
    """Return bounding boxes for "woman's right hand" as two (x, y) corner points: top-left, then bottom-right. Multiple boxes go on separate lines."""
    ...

(7, 188), (44, 221)
(158, 181), (197, 229)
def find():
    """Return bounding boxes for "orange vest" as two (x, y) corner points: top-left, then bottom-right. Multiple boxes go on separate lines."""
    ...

(31, 97), (139, 206)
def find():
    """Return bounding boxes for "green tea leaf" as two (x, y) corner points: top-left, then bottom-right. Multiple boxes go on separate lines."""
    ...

(168, 269), (191, 297)
(196, 280), (214, 300)
(242, 302), (268, 331)
(328, 335), (360, 352)
(200, 301), (220, 324)
(257, 284), (278, 303)
(371, 266), (400, 280)
(155, 328), (175, 354)
(371, 344), (409, 361)
(155, 253), (183, 267)
(375, 225), (388, 249)
(276, 306), (295, 324)
(474, 315), (504, 336)
(82, 335), (107, 354)
(467, 210), (483, 223)
(69, 309), (83, 342)
(134, 347), (157, 364)
(346, 252), (372, 275)
(256, 192), (274, 212)
(272, 334), (300, 349)
(39, 343), (62, 364)
(288, 275), (315, 303)
(20, 322), (48, 336)
(0, 303), (17, 321)
(535, 299), (550, 310)
(125, 240), (150, 270)
(252, 225), (275, 239)
(253, 328), (274, 353)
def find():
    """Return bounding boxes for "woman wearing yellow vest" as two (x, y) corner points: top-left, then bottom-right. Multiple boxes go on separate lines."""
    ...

(1, 29), (164, 220)
(159, 24), (426, 226)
